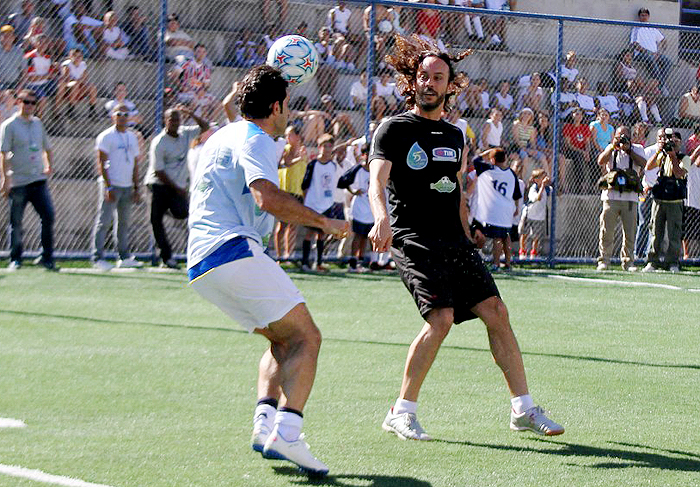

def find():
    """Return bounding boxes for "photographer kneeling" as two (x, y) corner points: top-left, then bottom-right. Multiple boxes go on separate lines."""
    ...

(596, 126), (646, 271)
(643, 130), (689, 272)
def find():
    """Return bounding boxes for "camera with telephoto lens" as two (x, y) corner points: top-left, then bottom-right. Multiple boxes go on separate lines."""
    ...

(662, 128), (675, 152)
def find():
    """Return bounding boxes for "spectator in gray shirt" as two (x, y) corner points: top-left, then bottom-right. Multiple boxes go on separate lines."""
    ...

(0, 25), (24, 90)
(145, 106), (209, 268)
(0, 89), (56, 271)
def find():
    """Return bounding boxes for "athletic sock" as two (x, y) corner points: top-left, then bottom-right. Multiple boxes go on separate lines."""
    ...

(393, 398), (418, 415)
(275, 408), (304, 442)
(317, 239), (325, 265)
(511, 394), (535, 414)
(302, 240), (311, 266)
(253, 402), (277, 432)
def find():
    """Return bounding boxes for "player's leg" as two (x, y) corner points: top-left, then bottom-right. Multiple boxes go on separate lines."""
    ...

(315, 231), (327, 271)
(250, 347), (284, 453)
(256, 303), (328, 474)
(301, 227), (314, 270)
(383, 308), (453, 441)
(472, 296), (564, 435)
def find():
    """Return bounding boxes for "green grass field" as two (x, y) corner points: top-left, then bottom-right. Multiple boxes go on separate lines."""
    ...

(1, 265), (699, 487)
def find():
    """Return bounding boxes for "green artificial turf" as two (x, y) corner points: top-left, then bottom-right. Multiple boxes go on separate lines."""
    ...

(0, 266), (698, 486)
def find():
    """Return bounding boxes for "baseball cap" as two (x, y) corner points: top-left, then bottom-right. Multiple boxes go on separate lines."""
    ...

(1, 25), (15, 34)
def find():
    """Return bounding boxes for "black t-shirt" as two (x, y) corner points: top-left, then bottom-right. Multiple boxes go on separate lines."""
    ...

(369, 111), (465, 244)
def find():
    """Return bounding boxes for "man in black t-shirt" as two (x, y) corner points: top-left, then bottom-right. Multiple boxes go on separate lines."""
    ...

(368, 35), (564, 441)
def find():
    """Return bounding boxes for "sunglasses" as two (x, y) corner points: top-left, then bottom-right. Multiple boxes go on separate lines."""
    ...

(21, 99), (37, 105)
(114, 111), (129, 116)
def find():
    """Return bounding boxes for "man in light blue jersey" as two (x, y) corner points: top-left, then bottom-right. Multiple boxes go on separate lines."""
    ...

(187, 65), (348, 477)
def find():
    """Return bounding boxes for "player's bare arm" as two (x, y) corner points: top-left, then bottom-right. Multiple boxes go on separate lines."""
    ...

(250, 178), (348, 238)
(368, 158), (392, 252)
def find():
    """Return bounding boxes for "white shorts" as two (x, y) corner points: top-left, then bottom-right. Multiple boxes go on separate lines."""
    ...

(190, 240), (305, 333)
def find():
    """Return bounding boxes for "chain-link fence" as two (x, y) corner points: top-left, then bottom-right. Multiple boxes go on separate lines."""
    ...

(1, 0), (699, 265)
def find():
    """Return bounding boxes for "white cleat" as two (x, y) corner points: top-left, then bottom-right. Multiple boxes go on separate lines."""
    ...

(262, 426), (329, 476)
(116, 256), (144, 268)
(382, 408), (432, 441)
(251, 423), (271, 453)
(93, 259), (114, 272)
(510, 405), (565, 436)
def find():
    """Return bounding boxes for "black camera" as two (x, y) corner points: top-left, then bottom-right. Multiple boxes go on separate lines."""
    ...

(662, 128), (675, 152)
(617, 134), (630, 146)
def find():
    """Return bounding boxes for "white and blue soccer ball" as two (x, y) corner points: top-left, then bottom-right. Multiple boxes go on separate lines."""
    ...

(266, 35), (319, 86)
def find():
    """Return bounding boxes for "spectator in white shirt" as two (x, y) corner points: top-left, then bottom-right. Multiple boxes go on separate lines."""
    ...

(595, 81), (620, 120)
(630, 8), (671, 93)
(55, 47), (97, 117)
(574, 77), (596, 120)
(492, 79), (514, 118)
(350, 70), (368, 109)
(101, 11), (129, 60)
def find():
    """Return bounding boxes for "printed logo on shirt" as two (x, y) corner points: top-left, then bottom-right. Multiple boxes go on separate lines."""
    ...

(407, 142), (428, 170)
(432, 147), (457, 162)
(430, 176), (456, 193)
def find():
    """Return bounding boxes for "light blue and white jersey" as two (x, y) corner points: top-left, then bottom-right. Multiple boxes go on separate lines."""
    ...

(187, 120), (279, 268)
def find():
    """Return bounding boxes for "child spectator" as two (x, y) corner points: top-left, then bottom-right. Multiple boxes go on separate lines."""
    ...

(56, 47), (97, 118)
(544, 50), (578, 88)
(121, 5), (151, 60)
(519, 169), (551, 259)
(509, 157), (525, 265)
(104, 81), (142, 128)
(562, 108), (592, 193)
(274, 125), (309, 261)
(596, 81), (620, 120)
(574, 77), (596, 120)
(517, 71), (543, 112)
(612, 48), (638, 93)
(101, 11), (129, 60)
(301, 134), (338, 272)
(337, 146), (372, 272)
(164, 13), (194, 61)
(535, 111), (555, 176)
(173, 44), (216, 119)
(511, 107), (542, 179)
(472, 147), (522, 271)
(635, 77), (663, 124)
(349, 70), (368, 109)
(589, 108), (614, 155)
(20, 34), (57, 117)
(492, 79), (513, 118)
(465, 77), (489, 116)
(551, 77), (578, 120)
(480, 107), (503, 149)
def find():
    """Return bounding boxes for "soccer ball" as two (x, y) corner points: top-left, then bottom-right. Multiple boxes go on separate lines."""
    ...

(266, 35), (319, 86)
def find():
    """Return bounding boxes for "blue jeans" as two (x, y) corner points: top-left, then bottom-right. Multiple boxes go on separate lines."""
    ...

(634, 195), (653, 260)
(635, 50), (671, 87)
(8, 180), (55, 263)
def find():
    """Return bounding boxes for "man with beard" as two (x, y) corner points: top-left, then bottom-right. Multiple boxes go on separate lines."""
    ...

(368, 35), (564, 441)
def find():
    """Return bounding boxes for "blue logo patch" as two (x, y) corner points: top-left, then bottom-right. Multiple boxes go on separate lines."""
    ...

(432, 147), (458, 162)
(407, 142), (429, 170)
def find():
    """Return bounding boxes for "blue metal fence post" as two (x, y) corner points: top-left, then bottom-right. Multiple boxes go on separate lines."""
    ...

(364, 1), (376, 142)
(548, 19), (564, 268)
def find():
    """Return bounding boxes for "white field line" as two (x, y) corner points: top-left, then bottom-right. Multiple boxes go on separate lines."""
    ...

(0, 418), (26, 428)
(547, 274), (684, 291)
(0, 464), (113, 487)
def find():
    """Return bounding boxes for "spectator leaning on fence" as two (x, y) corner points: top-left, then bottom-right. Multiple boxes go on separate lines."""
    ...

(643, 130), (688, 273)
(145, 106), (209, 269)
(0, 88), (56, 271)
(0, 25), (23, 90)
(630, 8), (671, 95)
(596, 126), (646, 272)
(91, 103), (144, 271)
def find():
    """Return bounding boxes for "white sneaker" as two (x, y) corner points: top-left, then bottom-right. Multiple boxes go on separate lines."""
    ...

(262, 426), (329, 476)
(116, 256), (144, 268)
(382, 408), (432, 441)
(642, 263), (657, 273)
(7, 261), (21, 271)
(251, 423), (271, 453)
(510, 405), (565, 436)
(93, 259), (114, 272)
(596, 262), (608, 271)
(669, 265), (680, 273)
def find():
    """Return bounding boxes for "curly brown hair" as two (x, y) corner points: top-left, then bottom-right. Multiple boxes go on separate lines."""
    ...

(385, 34), (471, 110)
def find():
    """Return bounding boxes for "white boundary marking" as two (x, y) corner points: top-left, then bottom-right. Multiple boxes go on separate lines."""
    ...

(0, 464), (113, 487)
(547, 274), (684, 290)
(0, 418), (26, 428)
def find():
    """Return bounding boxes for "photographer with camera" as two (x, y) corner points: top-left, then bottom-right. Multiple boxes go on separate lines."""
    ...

(596, 126), (646, 271)
(642, 130), (689, 272)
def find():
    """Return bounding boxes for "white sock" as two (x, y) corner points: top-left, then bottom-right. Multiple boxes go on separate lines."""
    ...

(637, 99), (648, 122)
(393, 398), (417, 415)
(473, 17), (484, 38)
(650, 104), (661, 122)
(274, 410), (303, 442)
(511, 394), (535, 414)
(253, 404), (276, 431)
(463, 15), (474, 36)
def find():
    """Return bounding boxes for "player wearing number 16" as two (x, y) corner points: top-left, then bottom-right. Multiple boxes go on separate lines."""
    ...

(367, 34), (564, 441)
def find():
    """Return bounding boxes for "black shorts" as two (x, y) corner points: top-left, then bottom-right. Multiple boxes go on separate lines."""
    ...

(392, 237), (501, 323)
(352, 220), (373, 237)
(481, 223), (510, 240)
(509, 225), (519, 242)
